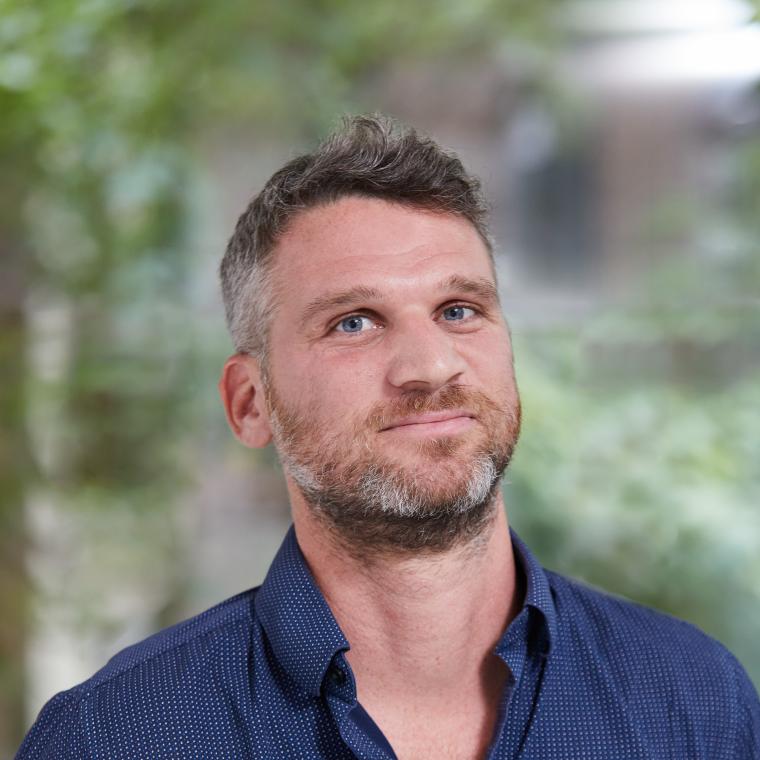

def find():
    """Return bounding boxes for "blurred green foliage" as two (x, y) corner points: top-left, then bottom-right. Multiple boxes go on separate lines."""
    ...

(1, 0), (760, 753)
(510, 134), (760, 684)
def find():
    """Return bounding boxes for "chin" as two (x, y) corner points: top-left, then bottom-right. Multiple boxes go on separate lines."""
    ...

(380, 432), (478, 461)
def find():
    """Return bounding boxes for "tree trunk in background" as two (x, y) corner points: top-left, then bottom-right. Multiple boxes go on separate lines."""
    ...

(0, 243), (33, 756)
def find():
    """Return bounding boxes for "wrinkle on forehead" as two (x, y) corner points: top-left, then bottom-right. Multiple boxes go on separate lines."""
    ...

(268, 197), (496, 317)
(324, 242), (477, 271)
(275, 196), (486, 261)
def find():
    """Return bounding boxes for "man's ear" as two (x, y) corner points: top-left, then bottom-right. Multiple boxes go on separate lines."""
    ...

(219, 354), (273, 448)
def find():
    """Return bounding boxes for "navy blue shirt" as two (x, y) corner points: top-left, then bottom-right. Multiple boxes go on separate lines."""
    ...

(17, 525), (760, 759)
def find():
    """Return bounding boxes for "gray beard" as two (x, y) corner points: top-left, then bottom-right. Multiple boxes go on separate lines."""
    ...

(265, 379), (519, 559)
(276, 435), (509, 559)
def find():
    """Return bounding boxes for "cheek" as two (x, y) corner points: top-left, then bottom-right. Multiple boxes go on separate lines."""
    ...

(318, 373), (376, 421)
(459, 330), (514, 377)
(312, 344), (382, 384)
(283, 351), (380, 421)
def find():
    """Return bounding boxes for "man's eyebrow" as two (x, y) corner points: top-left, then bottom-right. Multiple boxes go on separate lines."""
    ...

(441, 275), (500, 305)
(298, 275), (500, 330)
(299, 285), (385, 330)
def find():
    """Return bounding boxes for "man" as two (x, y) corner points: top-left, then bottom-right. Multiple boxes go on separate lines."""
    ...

(17, 115), (760, 759)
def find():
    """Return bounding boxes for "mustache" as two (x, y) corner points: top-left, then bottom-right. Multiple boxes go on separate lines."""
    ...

(364, 385), (502, 431)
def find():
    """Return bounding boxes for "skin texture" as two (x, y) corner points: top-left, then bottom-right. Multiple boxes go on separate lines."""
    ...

(220, 196), (524, 759)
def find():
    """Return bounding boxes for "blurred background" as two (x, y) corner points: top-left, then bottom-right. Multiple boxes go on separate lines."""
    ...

(2, 0), (760, 753)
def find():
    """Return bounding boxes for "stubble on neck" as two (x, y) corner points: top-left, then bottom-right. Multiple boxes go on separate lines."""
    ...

(309, 480), (503, 567)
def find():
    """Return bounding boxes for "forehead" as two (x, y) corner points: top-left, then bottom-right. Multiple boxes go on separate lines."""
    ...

(269, 196), (495, 302)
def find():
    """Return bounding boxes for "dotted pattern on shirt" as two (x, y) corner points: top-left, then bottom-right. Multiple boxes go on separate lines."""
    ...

(16, 526), (760, 759)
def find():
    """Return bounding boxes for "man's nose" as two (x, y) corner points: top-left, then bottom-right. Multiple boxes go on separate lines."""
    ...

(385, 319), (466, 393)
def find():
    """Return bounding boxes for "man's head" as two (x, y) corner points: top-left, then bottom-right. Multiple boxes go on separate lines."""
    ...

(220, 114), (493, 363)
(219, 115), (521, 558)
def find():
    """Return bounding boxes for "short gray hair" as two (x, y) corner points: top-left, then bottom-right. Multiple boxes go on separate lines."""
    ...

(219, 113), (492, 359)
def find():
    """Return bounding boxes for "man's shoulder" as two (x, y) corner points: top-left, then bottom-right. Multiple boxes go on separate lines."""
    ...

(547, 568), (722, 651)
(545, 568), (743, 683)
(541, 569), (760, 754)
(17, 588), (263, 758)
(58, 587), (258, 702)
(115, 586), (258, 682)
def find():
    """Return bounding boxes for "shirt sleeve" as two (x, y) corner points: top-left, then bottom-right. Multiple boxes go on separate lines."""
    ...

(729, 652), (760, 758)
(15, 691), (89, 760)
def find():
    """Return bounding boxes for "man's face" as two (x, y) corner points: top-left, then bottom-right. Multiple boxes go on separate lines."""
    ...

(262, 196), (521, 555)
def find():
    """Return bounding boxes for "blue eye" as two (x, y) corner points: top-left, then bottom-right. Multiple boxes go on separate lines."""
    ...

(442, 305), (475, 321)
(335, 315), (374, 333)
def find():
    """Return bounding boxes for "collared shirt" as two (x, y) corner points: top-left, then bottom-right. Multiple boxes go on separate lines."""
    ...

(17, 525), (760, 759)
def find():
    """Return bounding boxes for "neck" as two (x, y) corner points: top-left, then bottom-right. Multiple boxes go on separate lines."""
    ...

(290, 489), (522, 701)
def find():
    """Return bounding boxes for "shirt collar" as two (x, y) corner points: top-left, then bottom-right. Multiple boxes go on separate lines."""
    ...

(254, 526), (349, 698)
(506, 526), (558, 658)
(254, 523), (558, 698)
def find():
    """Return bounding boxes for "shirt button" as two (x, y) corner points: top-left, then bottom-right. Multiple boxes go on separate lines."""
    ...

(328, 665), (346, 686)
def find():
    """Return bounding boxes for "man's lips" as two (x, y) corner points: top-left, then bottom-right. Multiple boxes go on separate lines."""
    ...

(379, 410), (476, 435)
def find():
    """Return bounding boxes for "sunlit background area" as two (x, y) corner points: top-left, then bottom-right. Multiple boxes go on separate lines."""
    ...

(2, 0), (760, 753)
